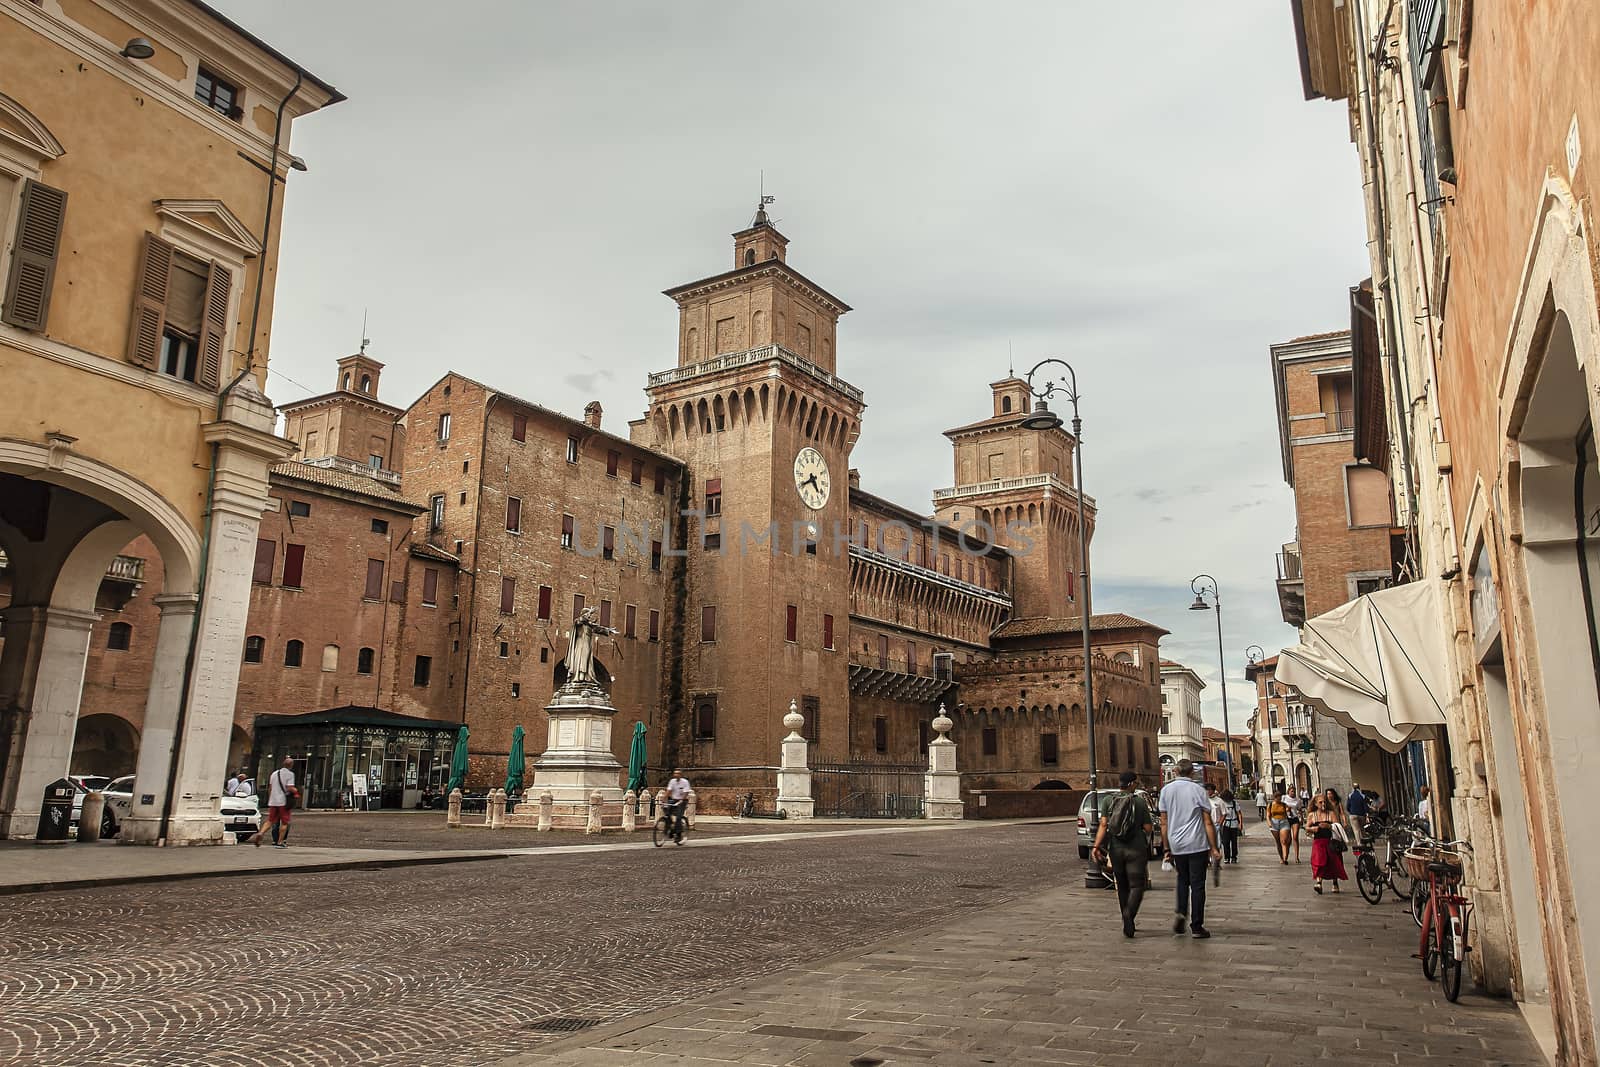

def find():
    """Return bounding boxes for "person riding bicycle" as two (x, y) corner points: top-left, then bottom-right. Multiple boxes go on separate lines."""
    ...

(664, 769), (692, 837)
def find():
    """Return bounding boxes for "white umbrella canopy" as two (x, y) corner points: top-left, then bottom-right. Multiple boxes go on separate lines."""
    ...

(1276, 580), (1452, 753)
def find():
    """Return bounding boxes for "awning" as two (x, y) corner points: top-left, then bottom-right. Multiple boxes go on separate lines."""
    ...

(1276, 580), (1451, 752)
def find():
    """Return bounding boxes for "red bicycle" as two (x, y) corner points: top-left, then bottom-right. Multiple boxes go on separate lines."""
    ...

(1405, 839), (1474, 1002)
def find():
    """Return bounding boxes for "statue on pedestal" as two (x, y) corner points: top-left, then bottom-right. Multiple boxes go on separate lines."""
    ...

(564, 606), (617, 689)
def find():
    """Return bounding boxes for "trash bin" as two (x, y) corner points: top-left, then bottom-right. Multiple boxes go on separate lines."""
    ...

(36, 778), (76, 843)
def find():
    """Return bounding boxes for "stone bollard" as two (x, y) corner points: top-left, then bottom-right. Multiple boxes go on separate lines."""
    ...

(685, 789), (697, 828)
(586, 790), (603, 834)
(622, 790), (637, 832)
(447, 788), (463, 827)
(924, 704), (963, 819)
(488, 788), (506, 829)
(537, 790), (553, 832)
(654, 789), (667, 820)
(776, 698), (815, 818)
(79, 791), (105, 843)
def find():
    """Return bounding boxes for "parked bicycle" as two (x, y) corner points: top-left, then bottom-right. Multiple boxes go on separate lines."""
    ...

(652, 800), (689, 847)
(1355, 815), (1426, 905)
(1406, 838), (1474, 1002)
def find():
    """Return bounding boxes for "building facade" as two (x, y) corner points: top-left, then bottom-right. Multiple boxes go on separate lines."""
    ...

(0, 0), (339, 842)
(1157, 660), (1205, 768)
(1292, 0), (1600, 1056)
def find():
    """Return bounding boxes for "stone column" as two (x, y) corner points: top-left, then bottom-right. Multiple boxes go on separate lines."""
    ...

(924, 705), (963, 820)
(776, 699), (814, 819)
(159, 383), (293, 845)
(0, 606), (98, 838)
(120, 594), (199, 844)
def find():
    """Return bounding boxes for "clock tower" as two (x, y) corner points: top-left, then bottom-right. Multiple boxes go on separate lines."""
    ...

(633, 203), (864, 788)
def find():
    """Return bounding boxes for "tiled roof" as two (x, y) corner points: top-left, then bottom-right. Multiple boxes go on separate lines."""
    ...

(270, 461), (421, 511)
(1286, 329), (1349, 344)
(410, 542), (460, 564)
(993, 613), (1170, 639)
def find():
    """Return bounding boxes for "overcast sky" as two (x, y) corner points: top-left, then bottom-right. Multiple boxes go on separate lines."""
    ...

(219, 0), (1372, 728)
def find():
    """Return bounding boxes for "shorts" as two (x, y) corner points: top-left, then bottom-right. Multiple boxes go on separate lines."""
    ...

(267, 805), (292, 825)
(1270, 818), (1290, 832)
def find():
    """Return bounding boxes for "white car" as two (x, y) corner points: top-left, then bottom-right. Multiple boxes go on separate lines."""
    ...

(68, 775), (114, 837)
(100, 776), (261, 840)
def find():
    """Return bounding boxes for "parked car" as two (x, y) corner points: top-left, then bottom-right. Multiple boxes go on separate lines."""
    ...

(100, 776), (261, 841)
(1076, 788), (1163, 859)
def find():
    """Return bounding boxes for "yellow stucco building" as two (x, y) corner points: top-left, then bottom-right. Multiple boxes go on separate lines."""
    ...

(0, 0), (339, 842)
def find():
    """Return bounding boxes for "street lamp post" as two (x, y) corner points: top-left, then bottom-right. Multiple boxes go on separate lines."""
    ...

(1018, 358), (1102, 887)
(1188, 575), (1233, 788)
(1245, 644), (1273, 792)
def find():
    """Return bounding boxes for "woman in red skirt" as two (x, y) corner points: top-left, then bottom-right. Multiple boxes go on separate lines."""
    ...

(1306, 794), (1348, 894)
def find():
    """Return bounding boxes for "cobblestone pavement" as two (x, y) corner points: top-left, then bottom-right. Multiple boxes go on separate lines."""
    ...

(0, 821), (1075, 1066)
(286, 811), (873, 851)
(504, 830), (1543, 1067)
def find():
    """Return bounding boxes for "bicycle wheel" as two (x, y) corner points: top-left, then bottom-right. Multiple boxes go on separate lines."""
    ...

(1423, 921), (1440, 980)
(1441, 905), (1465, 1002)
(652, 817), (667, 847)
(1388, 856), (1413, 898)
(1356, 854), (1385, 905)
(1411, 882), (1429, 928)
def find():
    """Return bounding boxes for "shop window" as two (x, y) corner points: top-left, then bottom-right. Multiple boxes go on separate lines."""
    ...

(284, 639), (303, 668)
(244, 635), (264, 663)
(107, 621), (132, 651)
(358, 647), (375, 675)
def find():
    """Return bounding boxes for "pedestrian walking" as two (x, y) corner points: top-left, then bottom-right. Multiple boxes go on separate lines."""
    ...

(1306, 794), (1348, 893)
(1417, 785), (1433, 833)
(1267, 787), (1292, 864)
(1158, 759), (1221, 939)
(1218, 789), (1242, 863)
(252, 756), (298, 848)
(1346, 782), (1369, 845)
(1254, 785), (1268, 822)
(1283, 786), (1303, 863)
(1092, 770), (1155, 938)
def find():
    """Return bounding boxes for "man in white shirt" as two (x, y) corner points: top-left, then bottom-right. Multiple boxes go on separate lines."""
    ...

(226, 771), (252, 797)
(664, 769), (691, 838)
(253, 757), (297, 849)
(1159, 759), (1221, 939)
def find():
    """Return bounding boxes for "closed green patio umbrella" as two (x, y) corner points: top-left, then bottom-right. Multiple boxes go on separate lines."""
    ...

(505, 725), (526, 794)
(627, 721), (648, 796)
(446, 725), (469, 794)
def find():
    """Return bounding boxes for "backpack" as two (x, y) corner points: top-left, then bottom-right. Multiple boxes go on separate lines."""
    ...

(1106, 793), (1140, 841)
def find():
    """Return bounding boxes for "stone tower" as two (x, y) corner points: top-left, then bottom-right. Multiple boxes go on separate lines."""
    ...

(633, 203), (863, 783)
(931, 377), (1095, 620)
(279, 352), (404, 472)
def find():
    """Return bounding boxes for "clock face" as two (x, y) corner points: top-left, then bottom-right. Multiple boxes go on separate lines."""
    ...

(793, 447), (830, 510)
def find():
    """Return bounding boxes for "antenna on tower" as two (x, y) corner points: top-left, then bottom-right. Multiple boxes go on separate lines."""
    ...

(359, 308), (370, 355)
(753, 171), (775, 226)
(1008, 340), (1014, 377)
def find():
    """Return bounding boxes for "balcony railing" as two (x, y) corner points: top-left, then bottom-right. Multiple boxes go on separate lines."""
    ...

(931, 472), (1095, 510)
(1276, 540), (1306, 627)
(647, 344), (864, 405)
(1277, 543), (1303, 581)
(1327, 409), (1355, 433)
(0, 548), (146, 584)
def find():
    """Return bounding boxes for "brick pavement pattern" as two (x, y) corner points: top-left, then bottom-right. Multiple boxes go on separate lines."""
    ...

(506, 831), (1542, 1067)
(0, 823), (1540, 1066)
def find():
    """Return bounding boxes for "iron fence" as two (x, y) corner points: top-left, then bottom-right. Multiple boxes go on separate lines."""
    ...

(812, 758), (925, 818)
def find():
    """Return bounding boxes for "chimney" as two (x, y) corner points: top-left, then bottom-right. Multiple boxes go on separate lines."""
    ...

(583, 401), (602, 429)
(848, 468), (861, 489)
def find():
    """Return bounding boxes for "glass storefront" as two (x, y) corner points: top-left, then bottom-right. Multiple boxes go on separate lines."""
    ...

(250, 707), (459, 810)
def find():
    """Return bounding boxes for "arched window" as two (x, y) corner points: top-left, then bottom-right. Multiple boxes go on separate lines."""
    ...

(342, 372), (351, 390)
(107, 621), (132, 651)
(744, 247), (755, 266)
(284, 639), (303, 667)
(244, 635), (265, 663)
(322, 644), (339, 671)
(360, 374), (372, 394)
(358, 647), (375, 675)
(1001, 396), (1013, 413)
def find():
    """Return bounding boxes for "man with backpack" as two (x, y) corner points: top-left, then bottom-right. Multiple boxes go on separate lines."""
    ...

(1091, 770), (1155, 938)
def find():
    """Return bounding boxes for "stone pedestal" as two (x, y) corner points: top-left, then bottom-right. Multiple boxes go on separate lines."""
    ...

(529, 680), (624, 803)
(776, 699), (815, 819)
(924, 705), (963, 820)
